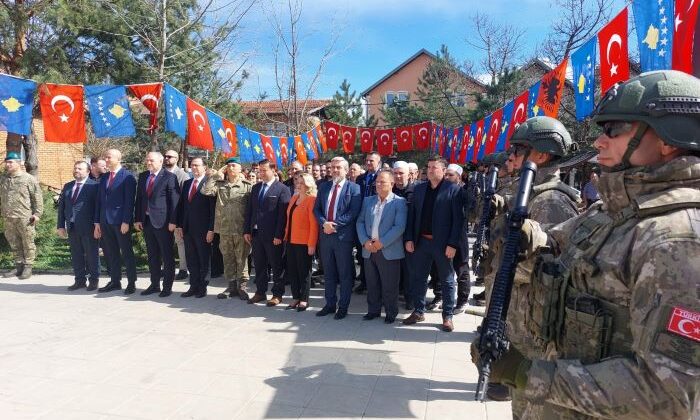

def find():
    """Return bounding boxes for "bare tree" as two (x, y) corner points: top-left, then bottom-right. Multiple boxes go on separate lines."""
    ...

(466, 12), (526, 84)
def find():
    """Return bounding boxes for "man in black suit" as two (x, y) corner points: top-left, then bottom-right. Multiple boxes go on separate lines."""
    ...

(352, 152), (381, 294)
(135, 152), (180, 297)
(57, 161), (100, 291)
(176, 158), (215, 298)
(243, 159), (291, 306)
(95, 149), (137, 294)
(403, 156), (463, 332)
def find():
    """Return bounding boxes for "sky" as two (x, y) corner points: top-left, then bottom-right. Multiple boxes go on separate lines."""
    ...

(232, 0), (629, 101)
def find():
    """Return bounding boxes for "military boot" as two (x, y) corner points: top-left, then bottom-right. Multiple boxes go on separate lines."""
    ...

(18, 265), (32, 280)
(217, 280), (236, 299)
(237, 279), (249, 300)
(2, 264), (22, 278)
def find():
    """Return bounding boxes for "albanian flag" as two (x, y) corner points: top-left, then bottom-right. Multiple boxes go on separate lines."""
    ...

(536, 57), (569, 117)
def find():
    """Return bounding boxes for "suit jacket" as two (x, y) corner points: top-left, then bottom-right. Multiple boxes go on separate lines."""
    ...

(405, 180), (463, 250)
(135, 170), (180, 229)
(313, 180), (362, 243)
(356, 193), (407, 260)
(355, 170), (379, 199)
(57, 178), (99, 235)
(243, 180), (291, 240)
(284, 194), (318, 248)
(177, 177), (215, 235)
(97, 167), (136, 226)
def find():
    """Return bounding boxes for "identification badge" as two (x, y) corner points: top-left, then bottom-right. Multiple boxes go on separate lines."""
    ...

(667, 307), (700, 343)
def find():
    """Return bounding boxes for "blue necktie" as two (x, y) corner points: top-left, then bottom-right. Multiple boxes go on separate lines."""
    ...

(258, 183), (268, 207)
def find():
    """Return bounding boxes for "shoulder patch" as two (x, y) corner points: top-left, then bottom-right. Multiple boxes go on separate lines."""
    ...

(667, 307), (700, 343)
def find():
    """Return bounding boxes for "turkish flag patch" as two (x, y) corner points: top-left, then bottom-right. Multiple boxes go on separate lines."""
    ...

(667, 307), (700, 343)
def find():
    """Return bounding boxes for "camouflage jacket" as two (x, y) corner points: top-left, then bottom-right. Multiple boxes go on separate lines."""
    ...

(0, 171), (43, 219)
(523, 156), (700, 419)
(201, 172), (252, 235)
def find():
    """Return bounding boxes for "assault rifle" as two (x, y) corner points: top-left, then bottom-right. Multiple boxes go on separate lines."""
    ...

(471, 165), (499, 276)
(474, 161), (537, 402)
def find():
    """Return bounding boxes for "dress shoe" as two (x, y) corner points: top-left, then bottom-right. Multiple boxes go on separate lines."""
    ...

(124, 283), (136, 295)
(140, 284), (160, 296)
(442, 317), (454, 332)
(296, 302), (308, 312)
(67, 281), (86, 291)
(195, 289), (207, 298)
(334, 309), (348, 320)
(353, 285), (366, 294)
(266, 296), (282, 307)
(248, 293), (267, 304)
(181, 288), (197, 298)
(402, 312), (425, 325)
(362, 313), (380, 320)
(98, 281), (121, 293)
(286, 300), (300, 310)
(86, 280), (98, 291)
(486, 383), (512, 401)
(158, 289), (172, 298)
(426, 297), (442, 311)
(473, 291), (486, 306)
(237, 288), (249, 300)
(316, 306), (336, 317)
(384, 316), (396, 324)
(175, 270), (189, 280)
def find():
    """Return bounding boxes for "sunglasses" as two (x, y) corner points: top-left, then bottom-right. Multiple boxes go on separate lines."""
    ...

(602, 121), (634, 138)
(507, 144), (529, 157)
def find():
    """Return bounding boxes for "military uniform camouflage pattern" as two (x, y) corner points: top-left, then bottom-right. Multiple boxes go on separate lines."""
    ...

(202, 171), (252, 289)
(0, 171), (43, 265)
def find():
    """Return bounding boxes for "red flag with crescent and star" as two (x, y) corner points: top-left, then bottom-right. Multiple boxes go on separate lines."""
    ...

(186, 97), (213, 150)
(667, 306), (700, 342)
(536, 57), (569, 117)
(472, 119), (485, 163)
(261, 135), (276, 162)
(458, 124), (470, 164)
(507, 90), (530, 147)
(221, 118), (238, 157)
(396, 125), (413, 152)
(413, 122), (431, 150)
(359, 127), (374, 153)
(485, 108), (504, 155)
(341, 125), (357, 154)
(294, 135), (308, 165)
(280, 136), (289, 166)
(598, 8), (630, 93)
(438, 127), (448, 156)
(450, 128), (460, 163)
(324, 121), (340, 149)
(39, 83), (87, 143)
(128, 83), (162, 133)
(375, 128), (394, 156)
(674, 0), (700, 74)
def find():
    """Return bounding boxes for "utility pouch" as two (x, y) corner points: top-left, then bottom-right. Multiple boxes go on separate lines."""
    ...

(560, 294), (613, 364)
(528, 252), (564, 343)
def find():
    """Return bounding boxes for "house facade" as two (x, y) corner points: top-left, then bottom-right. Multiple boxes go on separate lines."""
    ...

(240, 99), (331, 137)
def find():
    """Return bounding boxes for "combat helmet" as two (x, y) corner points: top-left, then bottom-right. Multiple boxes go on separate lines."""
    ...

(509, 116), (575, 159)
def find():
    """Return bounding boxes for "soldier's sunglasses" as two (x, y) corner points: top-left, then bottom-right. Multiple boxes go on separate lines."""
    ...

(507, 144), (529, 156)
(602, 121), (634, 138)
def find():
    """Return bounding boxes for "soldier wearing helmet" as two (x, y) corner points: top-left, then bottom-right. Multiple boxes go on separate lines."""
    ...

(476, 70), (700, 419)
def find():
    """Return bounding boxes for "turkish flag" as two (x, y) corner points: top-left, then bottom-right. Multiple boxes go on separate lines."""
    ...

(341, 125), (356, 154)
(261, 135), (276, 162)
(598, 8), (630, 93)
(536, 57), (569, 117)
(667, 306), (700, 342)
(472, 119), (485, 163)
(294, 135), (308, 165)
(450, 128), (460, 163)
(413, 122), (431, 150)
(438, 127), (448, 157)
(359, 128), (374, 153)
(458, 125), (470, 164)
(375, 129), (394, 156)
(221, 118), (238, 157)
(507, 90), (530, 148)
(186, 98), (213, 150)
(39, 83), (87, 143)
(485, 108), (504, 155)
(280, 137), (289, 167)
(674, 0), (700, 74)
(128, 83), (162, 133)
(324, 121), (340, 149)
(395, 126), (413, 152)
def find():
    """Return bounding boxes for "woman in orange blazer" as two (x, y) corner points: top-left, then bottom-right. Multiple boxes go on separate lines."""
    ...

(284, 172), (318, 311)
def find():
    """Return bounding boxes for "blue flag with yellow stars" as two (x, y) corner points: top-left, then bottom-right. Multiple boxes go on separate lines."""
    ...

(164, 83), (187, 140)
(466, 122), (477, 162)
(205, 109), (226, 151)
(301, 132), (315, 160)
(237, 124), (253, 163)
(271, 136), (284, 168)
(497, 101), (514, 152)
(478, 114), (491, 161)
(572, 37), (597, 121)
(248, 130), (265, 161)
(528, 81), (544, 118)
(633, 0), (674, 71)
(85, 85), (136, 138)
(0, 74), (36, 136)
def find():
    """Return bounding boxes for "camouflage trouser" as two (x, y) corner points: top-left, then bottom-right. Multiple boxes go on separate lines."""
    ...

(219, 234), (250, 288)
(4, 217), (36, 265)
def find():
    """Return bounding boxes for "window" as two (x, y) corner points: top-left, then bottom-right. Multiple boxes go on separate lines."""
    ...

(450, 91), (467, 108)
(397, 91), (409, 102)
(385, 91), (396, 107)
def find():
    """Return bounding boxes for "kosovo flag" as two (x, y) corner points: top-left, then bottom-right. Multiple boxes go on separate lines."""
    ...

(85, 85), (136, 138)
(311, 127), (324, 156)
(287, 136), (297, 163)
(237, 124), (253, 163)
(164, 83), (187, 140)
(205, 109), (226, 151)
(528, 81), (544, 118)
(633, 0), (674, 71)
(466, 123), (477, 162)
(497, 101), (514, 152)
(271, 136), (284, 168)
(477, 114), (491, 161)
(248, 130), (265, 161)
(572, 37), (597, 121)
(0, 74), (36, 136)
(301, 132), (315, 160)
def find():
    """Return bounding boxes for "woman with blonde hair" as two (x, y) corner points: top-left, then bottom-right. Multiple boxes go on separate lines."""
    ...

(284, 172), (318, 311)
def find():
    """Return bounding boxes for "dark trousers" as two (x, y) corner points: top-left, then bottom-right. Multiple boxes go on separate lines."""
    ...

(68, 228), (99, 283)
(184, 231), (211, 292)
(409, 237), (456, 318)
(144, 219), (175, 290)
(319, 233), (354, 310)
(432, 250), (471, 304)
(286, 243), (312, 301)
(430, 262), (441, 300)
(364, 251), (400, 318)
(400, 257), (411, 300)
(100, 222), (137, 284)
(355, 240), (365, 287)
(252, 233), (285, 297)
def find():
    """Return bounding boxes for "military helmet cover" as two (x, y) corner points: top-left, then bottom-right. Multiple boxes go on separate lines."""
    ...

(509, 116), (574, 157)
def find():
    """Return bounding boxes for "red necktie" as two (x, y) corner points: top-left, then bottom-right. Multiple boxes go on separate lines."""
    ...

(188, 179), (199, 202)
(146, 173), (156, 197)
(107, 171), (115, 189)
(327, 183), (340, 222)
(71, 183), (82, 203)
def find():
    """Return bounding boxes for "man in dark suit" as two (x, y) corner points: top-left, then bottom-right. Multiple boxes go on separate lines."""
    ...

(313, 157), (362, 319)
(403, 156), (464, 332)
(95, 149), (137, 294)
(243, 159), (291, 306)
(176, 158), (215, 298)
(57, 161), (100, 291)
(135, 152), (180, 297)
(351, 152), (381, 294)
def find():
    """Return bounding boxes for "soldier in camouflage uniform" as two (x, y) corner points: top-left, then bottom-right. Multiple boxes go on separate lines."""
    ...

(482, 70), (700, 419)
(202, 157), (253, 300)
(0, 152), (43, 279)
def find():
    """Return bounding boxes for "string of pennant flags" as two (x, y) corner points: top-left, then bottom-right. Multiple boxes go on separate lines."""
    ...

(0, 1), (697, 167)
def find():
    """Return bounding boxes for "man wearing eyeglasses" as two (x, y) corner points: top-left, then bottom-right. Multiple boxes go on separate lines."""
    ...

(164, 150), (191, 280)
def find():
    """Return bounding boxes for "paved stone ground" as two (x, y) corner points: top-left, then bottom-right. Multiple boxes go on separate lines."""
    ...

(0, 270), (511, 420)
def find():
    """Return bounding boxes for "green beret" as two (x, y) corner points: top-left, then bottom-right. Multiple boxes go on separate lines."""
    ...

(225, 157), (240, 164)
(5, 152), (21, 161)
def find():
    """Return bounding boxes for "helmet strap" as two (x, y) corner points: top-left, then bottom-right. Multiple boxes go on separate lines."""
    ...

(604, 122), (649, 172)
